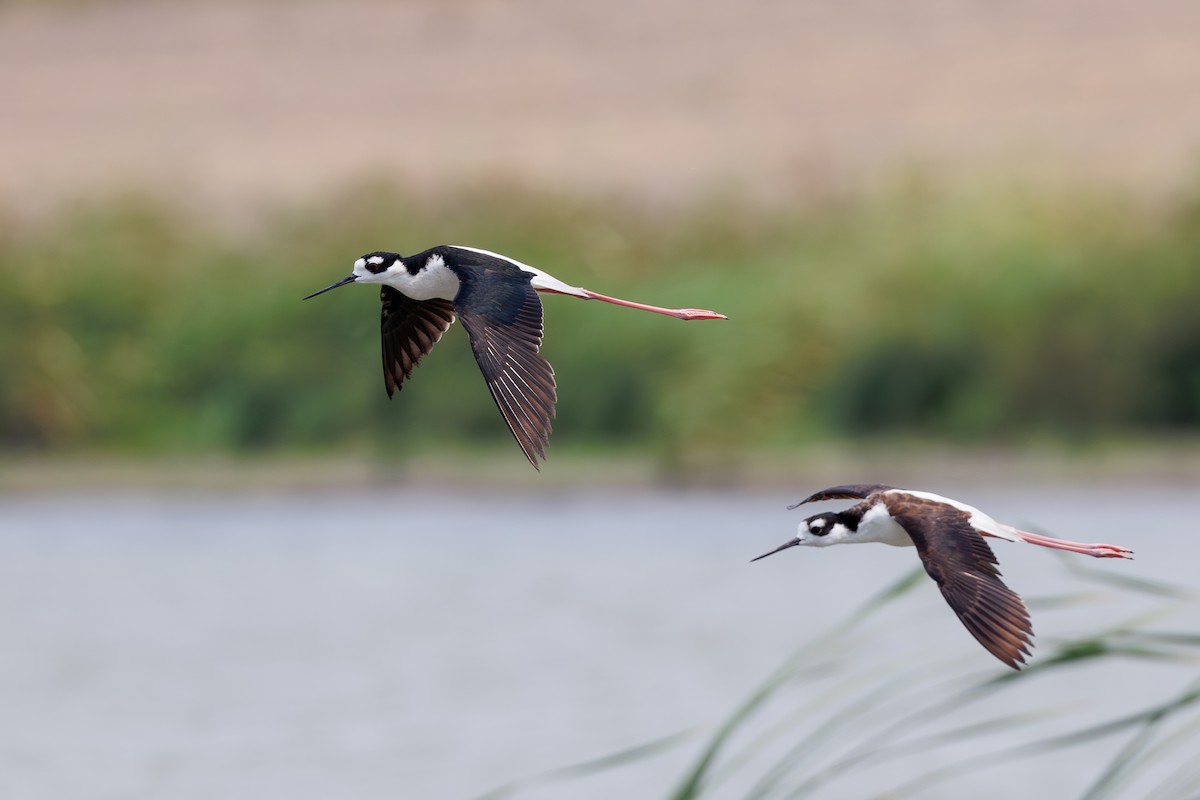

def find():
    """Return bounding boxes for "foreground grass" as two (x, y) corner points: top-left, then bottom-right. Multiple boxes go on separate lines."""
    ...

(480, 561), (1200, 799)
(2, 178), (1198, 468)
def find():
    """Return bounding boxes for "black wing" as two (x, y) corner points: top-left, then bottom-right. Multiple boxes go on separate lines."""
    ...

(380, 287), (457, 397)
(449, 263), (556, 469)
(789, 484), (896, 510)
(889, 497), (1034, 669)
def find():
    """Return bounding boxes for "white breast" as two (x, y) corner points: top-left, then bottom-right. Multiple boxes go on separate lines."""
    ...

(857, 503), (915, 547)
(383, 254), (462, 301)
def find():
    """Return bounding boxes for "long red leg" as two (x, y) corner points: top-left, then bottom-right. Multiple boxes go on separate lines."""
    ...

(1009, 528), (1133, 559)
(579, 290), (727, 321)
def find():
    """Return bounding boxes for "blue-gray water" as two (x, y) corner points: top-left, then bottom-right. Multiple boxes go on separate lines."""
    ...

(0, 485), (1196, 799)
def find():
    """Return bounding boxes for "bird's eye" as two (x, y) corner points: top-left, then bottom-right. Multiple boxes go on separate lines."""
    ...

(364, 256), (388, 274)
(809, 521), (829, 536)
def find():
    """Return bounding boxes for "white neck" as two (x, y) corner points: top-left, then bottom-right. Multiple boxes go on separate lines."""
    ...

(380, 254), (461, 301)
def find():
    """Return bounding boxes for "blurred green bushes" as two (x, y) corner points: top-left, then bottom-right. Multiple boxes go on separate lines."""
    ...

(1, 179), (1198, 461)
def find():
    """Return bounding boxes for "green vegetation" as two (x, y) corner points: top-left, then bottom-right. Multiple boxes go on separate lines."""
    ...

(2, 178), (1199, 465)
(479, 560), (1200, 799)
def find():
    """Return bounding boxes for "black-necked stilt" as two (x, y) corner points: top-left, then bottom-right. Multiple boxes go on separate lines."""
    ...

(304, 245), (727, 468)
(751, 484), (1134, 669)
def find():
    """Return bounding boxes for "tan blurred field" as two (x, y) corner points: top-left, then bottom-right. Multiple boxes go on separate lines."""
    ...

(4, 0), (1200, 464)
(4, 9), (1200, 798)
(4, 0), (1200, 211)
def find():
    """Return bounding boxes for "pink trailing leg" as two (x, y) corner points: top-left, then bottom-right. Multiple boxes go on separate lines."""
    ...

(579, 290), (728, 321)
(1008, 528), (1134, 559)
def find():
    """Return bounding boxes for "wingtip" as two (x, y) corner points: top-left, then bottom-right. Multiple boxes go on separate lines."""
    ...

(992, 636), (1034, 670)
(517, 440), (547, 471)
(789, 485), (890, 509)
(787, 491), (831, 509)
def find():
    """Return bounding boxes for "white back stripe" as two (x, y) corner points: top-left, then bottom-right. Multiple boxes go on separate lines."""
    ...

(447, 245), (588, 298)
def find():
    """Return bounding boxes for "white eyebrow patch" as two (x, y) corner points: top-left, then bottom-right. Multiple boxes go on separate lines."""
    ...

(811, 519), (826, 528)
(367, 255), (385, 265)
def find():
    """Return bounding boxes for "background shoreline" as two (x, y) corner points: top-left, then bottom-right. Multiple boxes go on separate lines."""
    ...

(6, 441), (1200, 493)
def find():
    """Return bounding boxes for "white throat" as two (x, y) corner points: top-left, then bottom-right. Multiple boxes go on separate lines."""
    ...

(377, 254), (462, 301)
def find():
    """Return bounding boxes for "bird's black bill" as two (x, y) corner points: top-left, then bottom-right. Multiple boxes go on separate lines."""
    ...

(750, 539), (801, 562)
(303, 275), (357, 300)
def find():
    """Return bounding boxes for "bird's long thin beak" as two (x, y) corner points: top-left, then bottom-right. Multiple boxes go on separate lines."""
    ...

(750, 539), (801, 562)
(303, 275), (357, 300)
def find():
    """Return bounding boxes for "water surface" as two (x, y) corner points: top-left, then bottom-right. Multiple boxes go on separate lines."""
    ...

(0, 485), (1194, 799)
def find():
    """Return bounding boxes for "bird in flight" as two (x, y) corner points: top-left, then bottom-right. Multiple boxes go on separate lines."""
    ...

(305, 245), (726, 468)
(751, 484), (1134, 669)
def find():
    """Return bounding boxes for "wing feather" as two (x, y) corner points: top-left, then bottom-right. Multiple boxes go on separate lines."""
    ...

(888, 496), (1034, 669)
(790, 484), (897, 509)
(449, 263), (556, 469)
(379, 287), (457, 397)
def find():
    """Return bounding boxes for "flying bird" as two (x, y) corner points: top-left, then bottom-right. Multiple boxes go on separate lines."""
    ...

(751, 484), (1134, 669)
(304, 245), (726, 467)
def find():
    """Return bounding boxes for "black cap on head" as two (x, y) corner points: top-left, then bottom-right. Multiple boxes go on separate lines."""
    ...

(360, 251), (402, 275)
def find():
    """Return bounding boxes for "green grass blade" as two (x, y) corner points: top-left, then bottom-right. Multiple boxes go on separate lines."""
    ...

(1080, 678), (1200, 800)
(887, 679), (1200, 798)
(666, 568), (925, 800)
(471, 727), (701, 800)
(1061, 557), (1197, 601)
